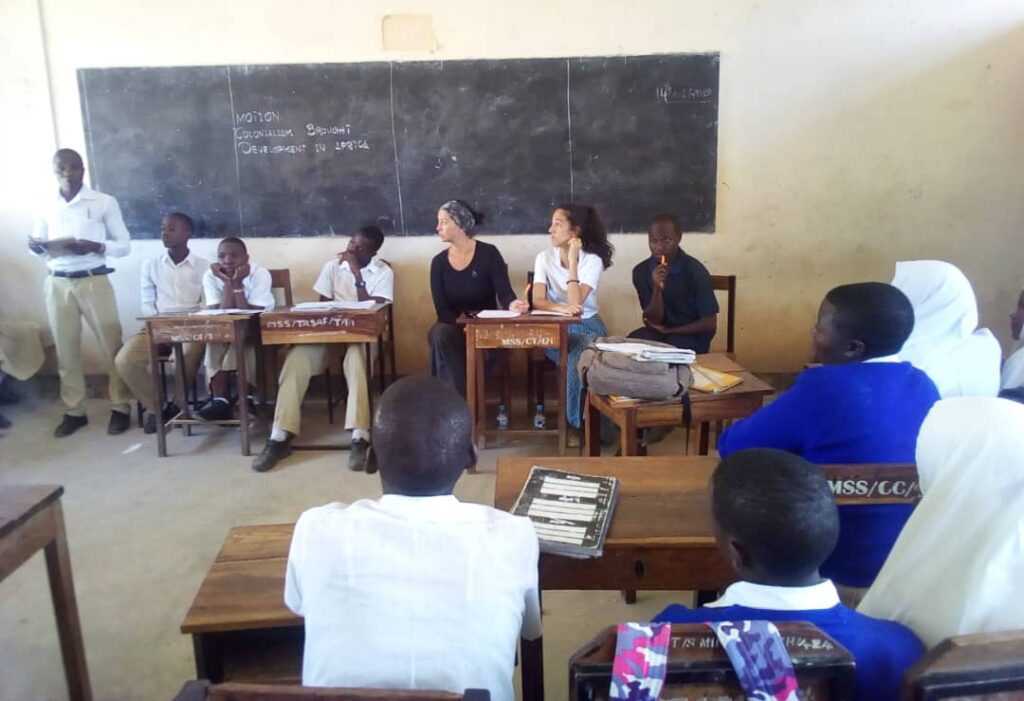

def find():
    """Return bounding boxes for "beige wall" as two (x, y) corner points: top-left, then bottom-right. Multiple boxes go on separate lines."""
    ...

(2, 0), (1022, 375)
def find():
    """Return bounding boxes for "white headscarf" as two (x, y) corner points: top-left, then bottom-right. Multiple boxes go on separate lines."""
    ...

(859, 398), (1024, 648)
(892, 260), (1001, 398)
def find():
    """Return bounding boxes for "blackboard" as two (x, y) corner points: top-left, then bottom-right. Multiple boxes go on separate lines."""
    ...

(78, 54), (719, 238)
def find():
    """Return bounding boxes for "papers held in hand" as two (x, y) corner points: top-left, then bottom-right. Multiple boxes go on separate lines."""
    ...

(690, 364), (743, 393)
(594, 341), (696, 365)
(511, 467), (619, 559)
(29, 237), (79, 256)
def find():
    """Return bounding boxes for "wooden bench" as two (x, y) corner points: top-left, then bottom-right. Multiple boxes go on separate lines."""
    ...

(902, 630), (1024, 700)
(569, 622), (855, 701)
(172, 681), (491, 701)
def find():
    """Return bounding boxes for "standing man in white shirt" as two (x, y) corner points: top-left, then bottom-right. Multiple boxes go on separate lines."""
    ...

(197, 236), (275, 422)
(285, 375), (541, 701)
(252, 225), (392, 473)
(28, 148), (133, 437)
(115, 213), (208, 434)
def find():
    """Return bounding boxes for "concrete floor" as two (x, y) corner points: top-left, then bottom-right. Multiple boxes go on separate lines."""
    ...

(0, 391), (700, 701)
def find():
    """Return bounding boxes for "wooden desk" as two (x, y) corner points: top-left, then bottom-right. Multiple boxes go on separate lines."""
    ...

(259, 305), (390, 449)
(0, 485), (92, 701)
(144, 312), (260, 457)
(459, 313), (577, 455)
(584, 353), (775, 456)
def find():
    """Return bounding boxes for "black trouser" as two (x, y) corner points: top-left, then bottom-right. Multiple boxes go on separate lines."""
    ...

(428, 321), (505, 399)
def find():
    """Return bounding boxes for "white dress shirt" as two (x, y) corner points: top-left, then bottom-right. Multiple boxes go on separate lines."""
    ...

(533, 248), (603, 319)
(313, 256), (394, 302)
(140, 251), (209, 316)
(32, 185), (131, 273)
(285, 495), (541, 701)
(202, 264), (275, 310)
(706, 579), (842, 611)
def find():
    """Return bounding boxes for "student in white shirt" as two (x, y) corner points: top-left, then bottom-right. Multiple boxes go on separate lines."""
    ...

(197, 237), (275, 421)
(531, 204), (614, 443)
(285, 376), (541, 701)
(999, 286), (1024, 399)
(253, 226), (393, 472)
(891, 260), (1001, 398)
(859, 397), (1024, 648)
(28, 148), (133, 437)
(114, 213), (208, 434)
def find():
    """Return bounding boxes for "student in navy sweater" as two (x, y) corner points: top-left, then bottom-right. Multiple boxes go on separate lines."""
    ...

(654, 448), (924, 701)
(718, 282), (939, 593)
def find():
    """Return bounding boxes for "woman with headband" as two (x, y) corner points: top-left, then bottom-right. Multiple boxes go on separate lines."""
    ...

(428, 200), (528, 397)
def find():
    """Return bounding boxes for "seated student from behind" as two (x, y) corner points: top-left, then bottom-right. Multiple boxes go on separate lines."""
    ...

(253, 226), (392, 472)
(718, 283), (939, 594)
(628, 213), (718, 352)
(284, 376), (540, 701)
(197, 236), (275, 421)
(654, 448), (924, 701)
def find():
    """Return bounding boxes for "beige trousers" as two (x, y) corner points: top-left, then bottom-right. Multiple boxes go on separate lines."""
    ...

(0, 319), (45, 380)
(204, 343), (257, 376)
(273, 343), (368, 436)
(115, 329), (204, 413)
(44, 274), (131, 416)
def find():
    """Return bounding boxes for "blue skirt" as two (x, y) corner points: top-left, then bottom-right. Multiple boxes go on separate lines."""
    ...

(545, 315), (607, 428)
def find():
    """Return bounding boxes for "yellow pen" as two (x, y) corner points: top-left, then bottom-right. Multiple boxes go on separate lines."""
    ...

(659, 255), (666, 266)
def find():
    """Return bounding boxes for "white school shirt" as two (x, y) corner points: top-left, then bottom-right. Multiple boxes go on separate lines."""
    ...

(313, 256), (394, 302)
(533, 247), (603, 319)
(140, 251), (210, 316)
(201, 264), (275, 310)
(284, 495), (541, 701)
(1001, 345), (1024, 390)
(32, 185), (132, 273)
(706, 579), (841, 610)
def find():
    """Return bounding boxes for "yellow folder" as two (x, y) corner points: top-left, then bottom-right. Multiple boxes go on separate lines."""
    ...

(690, 364), (743, 394)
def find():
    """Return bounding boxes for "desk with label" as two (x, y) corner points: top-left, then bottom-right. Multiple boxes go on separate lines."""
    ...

(459, 313), (578, 455)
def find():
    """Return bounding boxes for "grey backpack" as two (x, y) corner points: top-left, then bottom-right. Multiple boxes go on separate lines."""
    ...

(577, 336), (692, 402)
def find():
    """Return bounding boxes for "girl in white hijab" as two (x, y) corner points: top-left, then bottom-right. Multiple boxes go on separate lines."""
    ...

(892, 260), (1001, 398)
(859, 397), (1024, 648)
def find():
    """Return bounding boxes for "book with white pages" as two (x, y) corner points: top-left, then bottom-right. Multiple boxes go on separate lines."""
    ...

(510, 466), (619, 559)
(594, 341), (695, 364)
(475, 309), (521, 319)
(529, 309), (572, 317)
(192, 308), (259, 316)
(291, 300), (377, 311)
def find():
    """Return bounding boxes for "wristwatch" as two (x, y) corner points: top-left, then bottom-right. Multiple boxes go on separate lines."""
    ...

(354, 280), (367, 289)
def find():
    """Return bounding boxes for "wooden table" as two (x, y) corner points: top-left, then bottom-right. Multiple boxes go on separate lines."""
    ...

(1, 485), (92, 701)
(259, 304), (390, 450)
(459, 313), (577, 455)
(584, 352), (775, 456)
(143, 312), (261, 457)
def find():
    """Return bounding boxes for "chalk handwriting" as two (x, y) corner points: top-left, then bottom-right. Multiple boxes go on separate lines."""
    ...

(307, 123), (353, 137)
(235, 110), (281, 124)
(169, 332), (215, 343)
(656, 84), (714, 104)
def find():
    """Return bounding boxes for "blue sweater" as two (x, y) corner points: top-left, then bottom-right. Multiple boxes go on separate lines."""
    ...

(654, 602), (925, 701)
(718, 362), (940, 586)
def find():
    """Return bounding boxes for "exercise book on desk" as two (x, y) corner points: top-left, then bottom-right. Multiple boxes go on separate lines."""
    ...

(690, 364), (743, 393)
(510, 467), (619, 559)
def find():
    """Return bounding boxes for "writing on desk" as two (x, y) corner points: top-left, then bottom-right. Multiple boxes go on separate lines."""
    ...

(169, 332), (214, 343)
(264, 317), (356, 330)
(669, 634), (834, 652)
(500, 336), (556, 347)
(829, 478), (919, 499)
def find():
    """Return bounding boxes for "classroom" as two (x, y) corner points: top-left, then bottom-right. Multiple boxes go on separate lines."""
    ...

(1, 1), (1023, 700)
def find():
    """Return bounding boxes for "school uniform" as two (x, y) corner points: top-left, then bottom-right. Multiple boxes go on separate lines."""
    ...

(429, 242), (517, 397)
(32, 185), (132, 417)
(629, 248), (719, 352)
(271, 257), (393, 440)
(0, 320), (45, 382)
(655, 580), (924, 701)
(285, 495), (541, 701)
(115, 250), (209, 413)
(1000, 345), (1024, 392)
(202, 265), (275, 376)
(718, 358), (940, 587)
(533, 247), (606, 428)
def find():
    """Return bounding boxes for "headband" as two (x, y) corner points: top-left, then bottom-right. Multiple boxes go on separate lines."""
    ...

(441, 200), (476, 234)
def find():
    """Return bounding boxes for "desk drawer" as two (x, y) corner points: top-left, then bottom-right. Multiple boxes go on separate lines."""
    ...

(539, 546), (735, 592)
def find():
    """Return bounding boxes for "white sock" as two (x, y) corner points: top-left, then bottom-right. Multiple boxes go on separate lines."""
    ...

(270, 426), (289, 442)
(351, 429), (371, 443)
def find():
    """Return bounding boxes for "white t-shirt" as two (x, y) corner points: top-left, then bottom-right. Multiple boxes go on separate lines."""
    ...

(284, 495), (541, 701)
(312, 256), (394, 302)
(140, 251), (209, 316)
(32, 185), (132, 273)
(201, 263), (275, 310)
(532, 247), (603, 319)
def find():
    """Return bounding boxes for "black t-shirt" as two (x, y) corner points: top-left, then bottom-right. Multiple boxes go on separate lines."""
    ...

(632, 248), (719, 348)
(430, 240), (517, 323)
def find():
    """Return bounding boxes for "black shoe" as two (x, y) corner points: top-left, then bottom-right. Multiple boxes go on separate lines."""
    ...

(0, 384), (19, 406)
(143, 413), (157, 435)
(252, 439), (293, 472)
(198, 398), (232, 422)
(54, 414), (88, 438)
(108, 410), (131, 435)
(0, 413), (10, 429)
(162, 403), (180, 422)
(348, 438), (370, 471)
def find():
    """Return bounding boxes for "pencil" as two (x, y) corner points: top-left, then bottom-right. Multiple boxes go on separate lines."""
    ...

(659, 255), (666, 265)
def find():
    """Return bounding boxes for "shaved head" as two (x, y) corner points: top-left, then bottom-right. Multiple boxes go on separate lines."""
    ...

(371, 375), (474, 496)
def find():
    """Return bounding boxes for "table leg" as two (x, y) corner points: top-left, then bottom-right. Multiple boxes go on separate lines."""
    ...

(364, 342), (374, 422)
(698, 421), (710, 455)
(192, 633), (223, 683)
(558, 328), (568, 456)
(148, 326), (168, 458)
(235, 323), (251, 457)
(43, 501), (93, 701)
(621, 410), (639, 456)
(584, 394), (601, 457)
(521, 635), (545, 701)
(475, 347), (486, 452)
(172, 343), (190, 437)
(465, 328), (480, 451)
